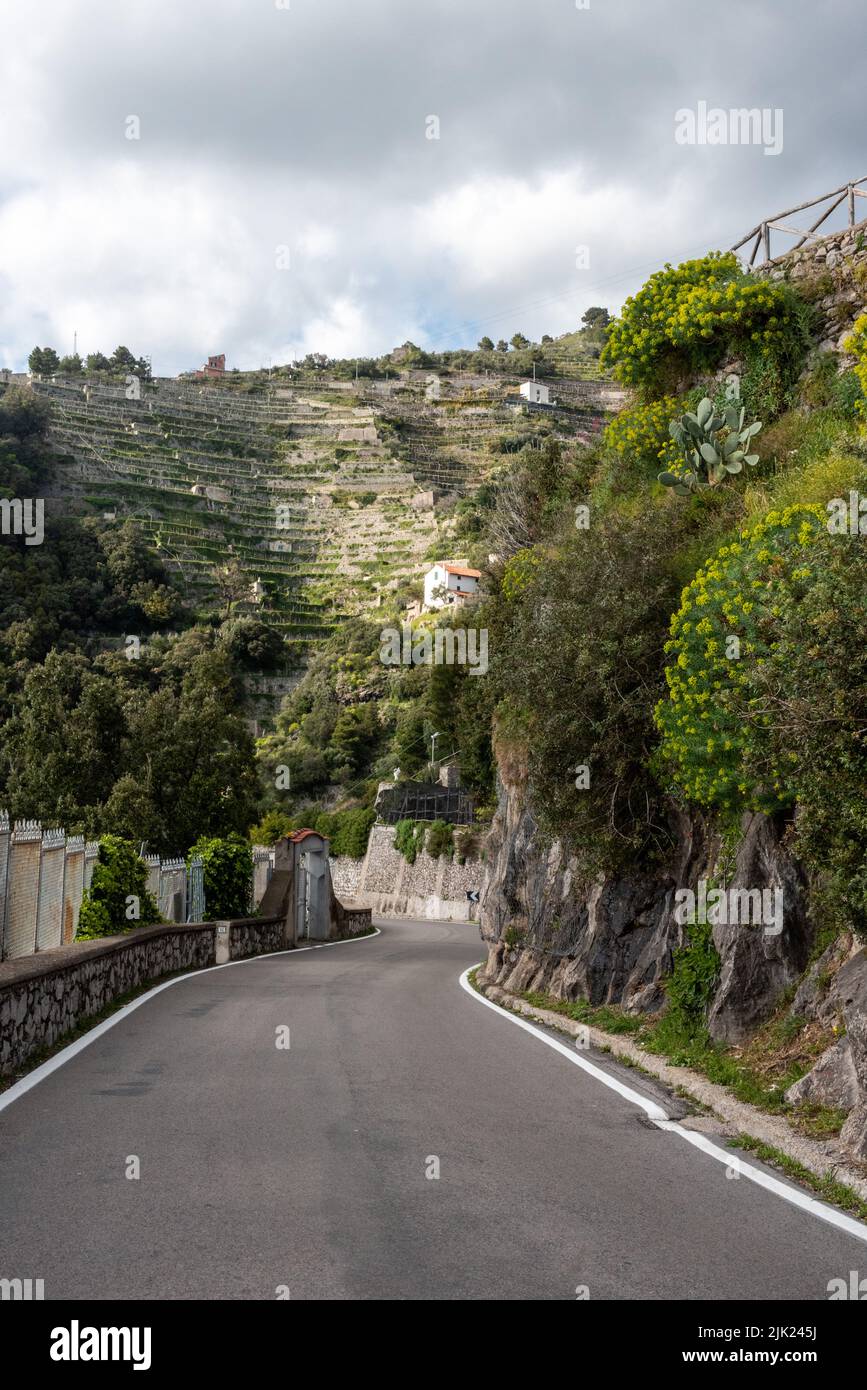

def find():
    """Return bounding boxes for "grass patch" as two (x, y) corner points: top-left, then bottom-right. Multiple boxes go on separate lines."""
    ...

(522, 988), (643, 1037)
(513, 977), (846, 1137)
(732, 1134), (867, 1222)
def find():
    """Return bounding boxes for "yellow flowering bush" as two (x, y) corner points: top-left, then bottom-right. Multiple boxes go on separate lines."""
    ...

(603, 396), (682, 475)
(844, 312), (867, 416)
(602, 251), (799, 396)
(654, 505), (826, 810)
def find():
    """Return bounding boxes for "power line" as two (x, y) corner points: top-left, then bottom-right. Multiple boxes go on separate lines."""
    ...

(426, 231), (735, 350)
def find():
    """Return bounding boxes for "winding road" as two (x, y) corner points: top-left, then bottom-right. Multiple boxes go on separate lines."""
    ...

(1, 918), (865, 1301)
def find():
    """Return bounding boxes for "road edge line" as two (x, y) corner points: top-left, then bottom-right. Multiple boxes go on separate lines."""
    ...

(459, 963), (867, 1246)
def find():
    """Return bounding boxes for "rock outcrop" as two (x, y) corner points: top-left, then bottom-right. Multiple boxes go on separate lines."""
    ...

(481, 775), (811, 1042)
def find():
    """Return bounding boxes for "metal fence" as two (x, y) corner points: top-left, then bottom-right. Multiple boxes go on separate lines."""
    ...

(0, 814), (279, 961)
(376, 783), (475, 826)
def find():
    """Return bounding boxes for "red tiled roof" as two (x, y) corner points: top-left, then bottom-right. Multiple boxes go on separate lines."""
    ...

(288, 828), (329, 843)
(443, 564), (481, 579)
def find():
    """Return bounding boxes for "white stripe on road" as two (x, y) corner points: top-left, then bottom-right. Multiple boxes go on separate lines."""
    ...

(0, 929), (381, 1115)
(459, 964), (867, 1245)
(459, 963), (668, 1120)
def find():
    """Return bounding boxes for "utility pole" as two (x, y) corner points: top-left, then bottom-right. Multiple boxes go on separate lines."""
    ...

(430, 731), (440, 770)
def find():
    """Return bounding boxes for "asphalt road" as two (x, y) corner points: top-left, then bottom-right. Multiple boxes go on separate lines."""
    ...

(1, 918), (865, 1301)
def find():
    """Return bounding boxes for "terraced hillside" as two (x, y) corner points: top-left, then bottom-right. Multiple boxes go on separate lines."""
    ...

(32, 368), (619, 648)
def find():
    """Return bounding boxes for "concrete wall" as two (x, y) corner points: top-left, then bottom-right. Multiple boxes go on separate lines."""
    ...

(0, 915), (284, 1077)
(330, 824), (484, 921)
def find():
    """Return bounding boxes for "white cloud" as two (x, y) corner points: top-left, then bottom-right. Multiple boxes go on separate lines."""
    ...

(0, 0), (864, 372)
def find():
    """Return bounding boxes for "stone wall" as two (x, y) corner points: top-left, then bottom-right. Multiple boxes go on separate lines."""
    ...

(229, 916), (285, 960)
(0, 915), (283, 1077)
(754, 216), (867, 354)
(329, 856), (362, 899)
(332, 824), (484, 921)
(330, 896), (375, 938)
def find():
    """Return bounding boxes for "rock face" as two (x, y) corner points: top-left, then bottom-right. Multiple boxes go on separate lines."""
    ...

(836, 949), (867, 1159)
(480, 777), (812, 1043)
(782, 937), (867, 1159)
(707, 812), (813, 1043)
(481, 770), (867, 1161)
(785, 1038), (859, 1111)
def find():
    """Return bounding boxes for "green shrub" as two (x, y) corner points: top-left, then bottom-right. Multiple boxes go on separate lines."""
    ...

(76, 898), (113, 939)
(426, 820), (454, 858)
(738, 343), (786, 421)
(495, 500), (692, 873)
(75, 835), (159, 940)
(603, 395), (682, 476)
(248, 809), (294, 844)
(746, 525), (867, 941)
(844, 313), (867, 416)
(799, 357), (863, 415)
(315, 806), (375, 858)
(500, 547), (542, 602)
(654, 919), (721, 1054)
(187, 834), (252, 918)
(395, 818), (427, 864)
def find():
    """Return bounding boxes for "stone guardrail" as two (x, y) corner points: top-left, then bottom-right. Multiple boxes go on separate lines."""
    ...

(0, 915), (281, 1077)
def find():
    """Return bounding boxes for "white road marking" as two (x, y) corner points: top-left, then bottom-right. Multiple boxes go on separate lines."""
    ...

(0, 929), (381, 1115)
(460, 964), (867, 1245)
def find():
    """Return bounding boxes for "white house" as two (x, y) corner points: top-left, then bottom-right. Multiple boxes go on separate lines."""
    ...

(519, 380), (550, 405)
(423, 562), (482, 611)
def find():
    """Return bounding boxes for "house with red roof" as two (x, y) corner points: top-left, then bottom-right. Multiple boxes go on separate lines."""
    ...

(423, 561), (482, 612)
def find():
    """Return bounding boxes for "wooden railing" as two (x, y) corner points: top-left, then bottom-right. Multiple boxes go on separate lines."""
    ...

(731, 177), (867, 266)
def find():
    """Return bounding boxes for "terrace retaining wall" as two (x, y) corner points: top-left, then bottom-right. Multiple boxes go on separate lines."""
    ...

(330, 825), (485, 922)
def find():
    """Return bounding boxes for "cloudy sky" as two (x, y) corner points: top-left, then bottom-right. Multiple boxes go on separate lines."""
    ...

(0, 0), (864, 375)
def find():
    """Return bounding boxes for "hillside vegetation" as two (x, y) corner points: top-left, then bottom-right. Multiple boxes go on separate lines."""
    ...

(482, 250), (867, 943)
(2, 322), (610, 855)
(6, 262), (867, 926)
